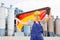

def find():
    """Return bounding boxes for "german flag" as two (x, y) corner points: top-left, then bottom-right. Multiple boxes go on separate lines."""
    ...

(16, 7), (51, 31)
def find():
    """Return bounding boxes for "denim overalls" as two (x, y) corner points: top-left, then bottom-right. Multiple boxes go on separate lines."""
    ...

(30, 21), (44, 40)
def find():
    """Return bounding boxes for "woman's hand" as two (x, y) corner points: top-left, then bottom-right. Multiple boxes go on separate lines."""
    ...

(15, 18), (28, 26)
(44, 14), (51, 23)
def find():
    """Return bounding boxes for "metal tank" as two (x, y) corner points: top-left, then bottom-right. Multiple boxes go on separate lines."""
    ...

(0, 3), (8, 36)
(24, 26), (31, 36)
(55, 16), (60, 36)
(41, 15), (48, 36)
(47, 15), (54, 36)
(14, 8), (23, 32)
(43, 22), (48, 36)
(7, 5), (14, 36)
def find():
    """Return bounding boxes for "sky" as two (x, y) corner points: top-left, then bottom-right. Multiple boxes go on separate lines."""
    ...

(0, 0), (60, 18)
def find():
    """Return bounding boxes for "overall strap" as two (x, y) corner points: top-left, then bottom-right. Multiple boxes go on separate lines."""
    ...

(34, 21), (40, 24)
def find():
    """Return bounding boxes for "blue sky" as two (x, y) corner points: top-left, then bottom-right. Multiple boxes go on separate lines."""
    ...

(0, 0), (60, 18)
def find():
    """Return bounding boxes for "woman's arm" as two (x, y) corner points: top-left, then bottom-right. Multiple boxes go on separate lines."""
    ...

(15, 18), (28, 26)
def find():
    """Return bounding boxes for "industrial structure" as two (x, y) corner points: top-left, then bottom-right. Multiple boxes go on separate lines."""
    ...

(0, 3), (60, 37)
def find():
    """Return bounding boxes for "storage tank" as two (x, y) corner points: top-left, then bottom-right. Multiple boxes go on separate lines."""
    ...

(24, 26), (31, 36)
(14, 8), (23, 32)
(55, 16), (60, 36)
(43, 22), (48, 36)
(0, 3), (8, 36)
(42, 15), (48, 36)
(47, 15), (54, 36)
(7, 5), (14, 36)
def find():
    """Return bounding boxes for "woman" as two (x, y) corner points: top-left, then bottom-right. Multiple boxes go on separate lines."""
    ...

(15, 11), (51, 40)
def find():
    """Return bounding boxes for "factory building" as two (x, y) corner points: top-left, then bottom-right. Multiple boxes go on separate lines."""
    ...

(0, 3), (60, 37)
